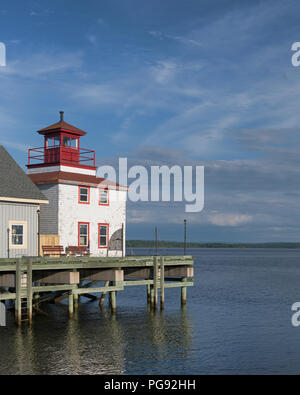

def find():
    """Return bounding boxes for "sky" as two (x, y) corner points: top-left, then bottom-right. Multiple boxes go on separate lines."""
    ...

(1, 0), (300, 242)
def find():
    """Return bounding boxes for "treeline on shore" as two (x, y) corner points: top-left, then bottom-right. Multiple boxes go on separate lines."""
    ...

(126, 240), (300, 249)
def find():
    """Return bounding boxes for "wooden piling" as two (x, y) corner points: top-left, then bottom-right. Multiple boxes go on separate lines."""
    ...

(15, 259), (22, 326)
(153, 257), (158, 311)
(181, 277), (187, 306)
(27, 259), (33, 325)
(68, 292), (74, 318)
(147, 284), (151, 304)
(110, 281), (117, 313)
(160, 256), (165, 310)
(99, 280), (109, 306)
(150, 285), (154, 306)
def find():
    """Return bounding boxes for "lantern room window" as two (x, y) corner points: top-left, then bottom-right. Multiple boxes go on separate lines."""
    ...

(46, 136), (60, 148)
(62, 136), (78, 148)
(78, 186), (90, 204)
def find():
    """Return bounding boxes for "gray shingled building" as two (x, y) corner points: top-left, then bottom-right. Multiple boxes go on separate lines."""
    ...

(0, 146), (48, 258)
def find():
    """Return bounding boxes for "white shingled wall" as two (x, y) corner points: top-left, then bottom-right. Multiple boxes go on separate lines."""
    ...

(58, 183), (127, 256)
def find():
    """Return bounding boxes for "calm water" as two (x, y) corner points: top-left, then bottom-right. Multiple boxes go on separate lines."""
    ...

(1, 248), (300, 375)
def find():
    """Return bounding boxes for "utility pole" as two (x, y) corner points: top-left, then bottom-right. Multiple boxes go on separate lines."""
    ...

(184, 219), (187, 255)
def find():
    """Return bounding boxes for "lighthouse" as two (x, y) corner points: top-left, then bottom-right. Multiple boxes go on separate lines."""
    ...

(27, 112), (127, 257)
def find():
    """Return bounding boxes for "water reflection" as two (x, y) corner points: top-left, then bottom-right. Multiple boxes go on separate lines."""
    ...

(0, 301), (194, 374)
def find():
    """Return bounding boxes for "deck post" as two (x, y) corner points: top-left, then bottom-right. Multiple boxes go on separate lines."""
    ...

(110, 281), (117, 313)
(181, 277), (187, 306)
(27, 259), (33, 325)
(147, 284), (151, 304)
(68, 291), (74, 318)
(15, 258), (22, 326)
(150, 285), (154, 306)
(160, 256), (165, 310)
(73, 271), (79, 310)
(153, 257), (158, 311)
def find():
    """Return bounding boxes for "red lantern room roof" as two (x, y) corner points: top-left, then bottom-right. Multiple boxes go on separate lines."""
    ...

(37, 111), (86, 136)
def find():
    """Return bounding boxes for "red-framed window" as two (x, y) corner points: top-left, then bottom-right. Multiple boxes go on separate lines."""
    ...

(78, 186), (90, 204)
(99, 188), (109, 206)
(62, 135), (78, 149)
(98, 223), (109, 248)
(45, 135), (60, 148)
(78, 222), (89, 246)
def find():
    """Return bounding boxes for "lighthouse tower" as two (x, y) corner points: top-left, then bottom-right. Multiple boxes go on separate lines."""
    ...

(27, 112), (127, 256)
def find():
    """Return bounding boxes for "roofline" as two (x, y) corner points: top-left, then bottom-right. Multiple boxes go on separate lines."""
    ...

(37, 128), (86, 136)
(27, 162), (96, 171)
(31, 179), (129, 191)
(0, 196), (49, 205)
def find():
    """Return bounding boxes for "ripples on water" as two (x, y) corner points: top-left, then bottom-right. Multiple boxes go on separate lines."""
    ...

(1, 248), (300, 374)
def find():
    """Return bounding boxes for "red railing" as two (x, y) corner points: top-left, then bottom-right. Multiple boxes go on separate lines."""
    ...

(28, 146), (96, 167)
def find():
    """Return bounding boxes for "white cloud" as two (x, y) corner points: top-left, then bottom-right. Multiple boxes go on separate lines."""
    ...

(150, 61), (177, 84)
(86, 34), (97, 44)
(207, 213), (253, 227)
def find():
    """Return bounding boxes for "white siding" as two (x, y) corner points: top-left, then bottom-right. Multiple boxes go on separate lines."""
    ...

(58, 184), (126, 256)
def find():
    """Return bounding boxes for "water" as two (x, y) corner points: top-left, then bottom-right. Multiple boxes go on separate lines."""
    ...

(1, 248), (300, 375)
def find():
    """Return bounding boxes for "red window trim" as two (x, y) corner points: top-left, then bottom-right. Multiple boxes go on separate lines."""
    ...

(78, 185), (90, 204)
(78, 222), (90, 247)
(99, 187), (109, 206)
(98, 223), (109, 249)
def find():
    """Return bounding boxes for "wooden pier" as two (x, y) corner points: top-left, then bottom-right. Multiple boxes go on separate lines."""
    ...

(0, 255), (194, 326)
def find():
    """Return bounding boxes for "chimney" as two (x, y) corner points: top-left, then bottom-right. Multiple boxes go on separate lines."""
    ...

(60, 111), (64, 122)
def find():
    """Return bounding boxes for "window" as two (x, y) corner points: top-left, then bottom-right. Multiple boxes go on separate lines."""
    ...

(11, 225), (24, 246)
(62, 136), (78, 148)
(70, 138), (77, 148)
(46, 137), (54, 148)
(46, 136), (60, 148)
(99, 188), (109, 205)
(8, 221), (27, 249)
(98, 224), (109, 248)
(78, 223), (89, 246)
(63, 136), (70, 147)
(78, 186), (90, 204)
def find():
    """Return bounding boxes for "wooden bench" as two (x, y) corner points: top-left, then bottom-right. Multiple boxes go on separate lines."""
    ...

(67, 246), (90, 257)
(42, 245), (66, 257)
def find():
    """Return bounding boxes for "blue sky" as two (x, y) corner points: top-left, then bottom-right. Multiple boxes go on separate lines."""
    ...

(1, 0), (300, 242)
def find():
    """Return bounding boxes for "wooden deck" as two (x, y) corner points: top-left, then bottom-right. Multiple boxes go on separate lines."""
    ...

(0, 255), (194, 326)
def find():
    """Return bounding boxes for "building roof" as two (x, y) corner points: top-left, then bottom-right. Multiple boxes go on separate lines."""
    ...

(0, 146), (49, 204)
(37, 112), (86, 136)
(28, 171), (128, 190)
(37, 121), (86, 136)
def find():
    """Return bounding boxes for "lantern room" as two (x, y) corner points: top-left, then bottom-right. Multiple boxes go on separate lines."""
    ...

(27, 111), (96, 170)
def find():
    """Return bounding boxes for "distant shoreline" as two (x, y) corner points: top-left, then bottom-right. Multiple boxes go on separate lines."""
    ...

(126, 240), (300, 249)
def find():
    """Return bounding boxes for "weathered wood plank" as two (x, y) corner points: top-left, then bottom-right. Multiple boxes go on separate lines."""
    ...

(74, 285), (124, 295)
(165, 266), (194, 278)
(33, 271), (80, 285)
(32, 285), (76, 293)
(79, 269), (123, 282)
(0, 273), (15, 287)
(0, 292), (16, 300)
